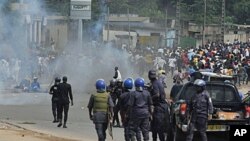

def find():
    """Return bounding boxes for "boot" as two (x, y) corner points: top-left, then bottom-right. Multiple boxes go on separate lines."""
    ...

(63, 123), (67, 128)
(53, 117), (58, 123)
(57, 119), (62, 127)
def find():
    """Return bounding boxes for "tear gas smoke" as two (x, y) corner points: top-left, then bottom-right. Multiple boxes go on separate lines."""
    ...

(0, 0), (50, 105)
(0, 0), (140, 106)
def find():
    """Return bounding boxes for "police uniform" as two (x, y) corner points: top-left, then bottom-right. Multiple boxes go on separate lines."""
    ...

(150, 79), (171, 141)
(128, 90), (153, 141)
(88, 92), (114, 141)
(120, 90), (141, 141)
(170, 82), (183, 100)
(49, 82), (60, 122)
(186, 90), (213, 141)
(57, 77), (73, 128)
(112, 83), (123, 127)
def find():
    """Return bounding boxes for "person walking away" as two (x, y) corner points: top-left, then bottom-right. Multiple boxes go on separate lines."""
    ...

(148, 70), (172, 141)
(186, 79), (213, 141)
(120, 78), (141, 141)
(88, 79), (114, 141)
(168, 55), (176, 77)
(57, 76), (73, 128)
(49, 77), (61, 123)
(170, 79), (183, 101)
(158, 67), (167, 88)
(128, 78), (153, 141)
(112, 79), (123, 127)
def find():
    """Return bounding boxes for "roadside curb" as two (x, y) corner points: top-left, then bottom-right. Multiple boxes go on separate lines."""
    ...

(0, 120), (79, 141)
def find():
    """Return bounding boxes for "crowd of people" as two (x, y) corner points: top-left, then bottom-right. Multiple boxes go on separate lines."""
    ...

(125, 40), (250, 86)
(85, 39), (250, 141)
(2, 38), (250, 141)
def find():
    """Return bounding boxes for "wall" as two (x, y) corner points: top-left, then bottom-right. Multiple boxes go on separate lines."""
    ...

(45, 19), (68, 50)
(102, 29), (137, 48)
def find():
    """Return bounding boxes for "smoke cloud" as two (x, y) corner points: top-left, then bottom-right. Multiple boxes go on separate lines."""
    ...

(0, 0), (139, 105)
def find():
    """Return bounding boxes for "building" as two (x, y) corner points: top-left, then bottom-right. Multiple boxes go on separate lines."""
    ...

(103, 14), (167, 48)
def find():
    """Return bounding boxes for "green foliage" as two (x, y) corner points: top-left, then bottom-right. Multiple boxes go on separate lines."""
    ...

(232, 0), (250, 24)
(44, 0), (70, 16)
(5, 0), (247, 25)
(109, 0), (128, 14)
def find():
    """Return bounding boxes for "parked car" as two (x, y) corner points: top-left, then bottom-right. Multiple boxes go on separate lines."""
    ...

(170, 81), (250, 141)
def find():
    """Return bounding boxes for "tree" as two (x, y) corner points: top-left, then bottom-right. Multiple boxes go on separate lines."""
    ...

(109, 0), (128, 14)
(233, 0), (250, 24)
(44, 0), (70, 16)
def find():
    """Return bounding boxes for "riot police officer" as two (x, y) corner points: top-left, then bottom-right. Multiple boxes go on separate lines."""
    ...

(112, 79), (123, 127)
(148, 69), (171, 141)
(57, 76), (73, 128)
(186, 79), (213, 141)
(120, 78), (141, 141)
(49, 77), (61, 123)
(88, 79), (114, 141)
(128, 78), (153, 141)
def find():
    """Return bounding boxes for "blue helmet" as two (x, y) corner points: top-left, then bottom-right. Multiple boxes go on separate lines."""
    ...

(96, 79), (106, 91)
(135, 78), (145, 88)
(124, 78), (134, 89)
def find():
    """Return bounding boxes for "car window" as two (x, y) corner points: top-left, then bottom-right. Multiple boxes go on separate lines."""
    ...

(179, 84), (238, 102)
(207, 85), (237, 102)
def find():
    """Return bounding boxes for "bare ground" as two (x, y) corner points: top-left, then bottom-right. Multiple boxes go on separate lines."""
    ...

(0, 121), (78, 141)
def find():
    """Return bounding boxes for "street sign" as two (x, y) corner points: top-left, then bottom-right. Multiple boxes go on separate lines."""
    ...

(70, 0), (91, 19)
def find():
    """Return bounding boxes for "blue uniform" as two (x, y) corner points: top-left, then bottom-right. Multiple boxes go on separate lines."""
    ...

(186, 90), (213, 141)
(128, 90), (153, 141)
(150, 79), (171, 141)
(120, 90), (141, 141)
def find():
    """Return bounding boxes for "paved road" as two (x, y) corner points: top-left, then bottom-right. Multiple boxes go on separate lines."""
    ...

(0, 92), (115, 141)
(1, 76), (244, 141)
(0, 79), (173, 141)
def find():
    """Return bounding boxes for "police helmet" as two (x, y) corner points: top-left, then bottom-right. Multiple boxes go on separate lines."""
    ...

(96, 79), (106, 91)
(148, 69), (157, 80)
(62, 76), (67, 82)
(109, 79), (116, 87)
(135, 78), (145, 88)
(123, 78), (133, 89)
(193, 79), (206, 87)
(55, 77), (61, 82)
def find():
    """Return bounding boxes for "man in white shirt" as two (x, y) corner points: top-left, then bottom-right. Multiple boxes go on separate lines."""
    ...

(168, 57), (176, 76)
(113, 66), (122, 82)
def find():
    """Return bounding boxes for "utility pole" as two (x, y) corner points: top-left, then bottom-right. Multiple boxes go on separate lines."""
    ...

(202, 0), (207, 46)
(175, 0), (181, 48)
(107, 6), (110, 42)
(78, 19), (82, 47)
(165, 3), (168, 47)
(221, 0), (225, 43)
(128, 8), (131, 48)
